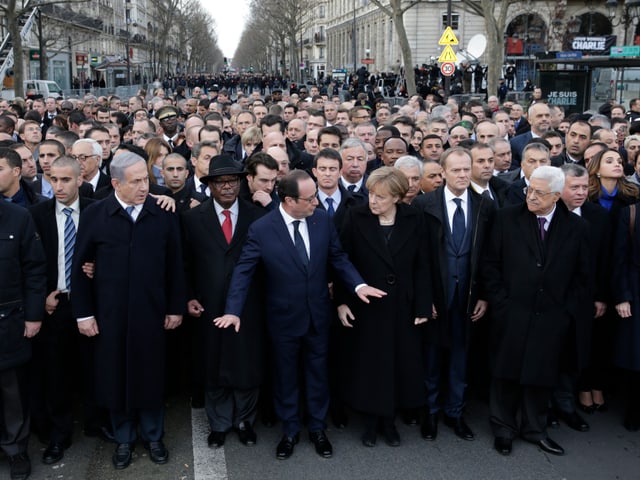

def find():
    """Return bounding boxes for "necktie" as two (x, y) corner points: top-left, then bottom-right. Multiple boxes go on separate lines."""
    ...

(482, 190), (493, 200)
(326, 197), (335, 217)
(168, 138), (174, 149)
(452, 198), (465, 250)
(347, 185), (356, 192)
(200, 184), (207, 195)
(538, 217), (547, 241)
(293, 220), (309, 267)
(63, 207), (75, 290)
(126, 205), (135, 220)
(221, 210), (232, 244)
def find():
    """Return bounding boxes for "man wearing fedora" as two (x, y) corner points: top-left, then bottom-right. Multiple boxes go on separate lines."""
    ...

(181, 154), (267, 448)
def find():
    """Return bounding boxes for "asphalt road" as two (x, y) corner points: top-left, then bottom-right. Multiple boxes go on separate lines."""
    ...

(3, 393), (638, 480)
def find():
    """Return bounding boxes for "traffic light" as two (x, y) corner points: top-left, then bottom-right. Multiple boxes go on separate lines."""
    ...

(224, 57), (228, 65)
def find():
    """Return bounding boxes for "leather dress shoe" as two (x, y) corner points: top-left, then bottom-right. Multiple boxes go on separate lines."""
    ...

(421, 413), (438, 441)
(276, 433), (299, 460)
(112, 443), (133, 470)
(8, 453), (31, 480)
(144, 441), (168, 464)
(381, 422), (401, 447)
(443, 415), (475, 441)
(537, 437), (565, 456)
(309, 431), (333, 458)
(494, 436), (513, 456)
(558, 410), (589, 432)
(42, 439), (71, 464)
(236, 422), (257, 446)
(207, 431), (226, 448)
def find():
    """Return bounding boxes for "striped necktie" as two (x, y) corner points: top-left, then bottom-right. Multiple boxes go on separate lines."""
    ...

(63, 207), (75, 290)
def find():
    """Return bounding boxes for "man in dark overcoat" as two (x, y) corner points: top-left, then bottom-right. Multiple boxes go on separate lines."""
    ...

(482, 165), (591, 457)
(72, 152), (185, 470)
(413, 146), (494, 442)
(181, 154), (266, 448)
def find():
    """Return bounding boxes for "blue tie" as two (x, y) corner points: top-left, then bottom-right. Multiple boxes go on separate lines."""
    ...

(326, 197), (335, 216)
(452, 198), (465, 250)
(293, 220), (309, 267)
(63, 207), (75, 290)
(126, 205), (135, 220)
(347, 185), (356, 192)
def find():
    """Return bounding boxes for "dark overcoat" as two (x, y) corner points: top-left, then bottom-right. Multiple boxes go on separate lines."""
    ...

(181, 198), (266, 389)
(413, 187), (494, 349)
(337, 203), (431, 416)
(0, 201), (46, 370)
(71, 194), (186, 411)
(482, 202), (591, 386)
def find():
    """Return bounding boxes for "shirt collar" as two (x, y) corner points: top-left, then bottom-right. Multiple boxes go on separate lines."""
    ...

(213, 198), (239, 216)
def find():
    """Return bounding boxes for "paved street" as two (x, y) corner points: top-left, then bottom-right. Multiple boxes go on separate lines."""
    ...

(2, 393), (638, 480)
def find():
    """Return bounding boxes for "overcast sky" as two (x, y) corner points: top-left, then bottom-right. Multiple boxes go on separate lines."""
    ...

(205, 0), (250, 59)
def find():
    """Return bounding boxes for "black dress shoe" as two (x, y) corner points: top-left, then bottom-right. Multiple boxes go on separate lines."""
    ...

(558, 411), (590, 432)
(276, 434), (299, 460)
(361, 429), (377, 447)
(144, 441), (169, 464)
(443, 415), (475, 441)
(537, 437), (565, 456)
(42, 439), (71, 464)
(112, 443), (133, 470)
(421, 413), (438, 440)
(207, 431), (226, 448)
(494, 437), (513, 456)
(309, 431), (333, 458)
(8, 453), (31, 480)
(381, 421), (401, 447)
(236, 422), (257, 446)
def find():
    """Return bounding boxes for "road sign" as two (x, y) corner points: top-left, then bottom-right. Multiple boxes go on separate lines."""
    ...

(438, 45), (458, 63)
(440, 62), (455, 76)
(361, 58), (375, 64)
(438, 26), (459, 46)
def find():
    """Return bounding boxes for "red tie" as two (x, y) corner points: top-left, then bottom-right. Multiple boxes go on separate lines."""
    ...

(222, 210), (232, 244)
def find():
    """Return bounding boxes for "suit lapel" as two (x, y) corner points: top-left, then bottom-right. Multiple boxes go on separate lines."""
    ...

(359, 207), (394, 268)
(198, 201), (229, 250)
(515, 205), (545, 260)
(272, 211), (308, 273)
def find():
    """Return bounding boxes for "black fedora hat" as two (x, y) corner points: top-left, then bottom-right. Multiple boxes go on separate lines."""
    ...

(199, 154), (246, 184)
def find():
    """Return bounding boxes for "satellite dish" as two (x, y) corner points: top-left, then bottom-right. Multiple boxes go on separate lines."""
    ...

(456, 34), (487, 66)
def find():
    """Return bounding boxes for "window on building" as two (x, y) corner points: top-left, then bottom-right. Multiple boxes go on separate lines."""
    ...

(320, 47), (325, 59)
(442, 13), (459, 30)
(319, 5), (325, 18)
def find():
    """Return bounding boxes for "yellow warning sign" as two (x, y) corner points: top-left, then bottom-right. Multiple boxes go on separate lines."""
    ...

(438, 27), (459, 46)
(438, 45), (458, 63)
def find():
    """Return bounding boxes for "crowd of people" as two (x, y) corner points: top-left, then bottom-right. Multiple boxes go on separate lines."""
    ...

(1, 80), (640, 479)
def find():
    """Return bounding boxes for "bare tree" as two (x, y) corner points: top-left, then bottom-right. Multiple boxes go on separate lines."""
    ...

(0, 0), (89, 97)
(368, 0), (426, 96)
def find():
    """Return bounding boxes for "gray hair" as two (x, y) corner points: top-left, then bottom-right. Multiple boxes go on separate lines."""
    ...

(560, 163), (588, 178)
(522, 141), (549, 158)
(530, 165), (565, 193)
(394, 155), (423, 175)
(431, 105), (451, 118)
(73, 138), (102, 157)
(111, 152), (145, 182)
(340, 137), (367, 153)
(624, 134), (640, 149)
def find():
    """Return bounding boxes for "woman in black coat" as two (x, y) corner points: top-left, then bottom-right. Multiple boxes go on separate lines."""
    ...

(613, 203), (640, 431)
(336, 167), (432, 447)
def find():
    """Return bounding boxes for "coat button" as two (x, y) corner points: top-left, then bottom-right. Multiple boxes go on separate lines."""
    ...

(386, 274), (396, 285)
(536, 263), (542, 267)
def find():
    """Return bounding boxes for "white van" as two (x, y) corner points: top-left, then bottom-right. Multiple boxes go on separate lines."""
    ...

(1, 80), (64, 100)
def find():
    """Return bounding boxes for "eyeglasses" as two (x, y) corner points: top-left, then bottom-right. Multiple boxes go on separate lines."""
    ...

(211, 178), (240, 188)
(295, 192), (318, 203)
(524, 187), (555, 198)
(71, 154), (98, 162)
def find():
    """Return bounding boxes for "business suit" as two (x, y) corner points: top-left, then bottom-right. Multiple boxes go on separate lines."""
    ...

(181, 198), (266, 433)
(223, 206), (364, 436)
(72, 194), (186, 445)
(504, 177), (527, 206)
(28, 197), (93, 445)
(414, 187), (494, 419)
(497, 168), (521, 183)
(315, 183), (360, 229)
(482, 202), (590, 441)
(510, 132), (533, 168)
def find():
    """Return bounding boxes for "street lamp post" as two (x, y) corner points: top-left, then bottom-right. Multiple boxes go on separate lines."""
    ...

(125, 0), (131, 86)
(606, 0), (640, 103)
